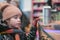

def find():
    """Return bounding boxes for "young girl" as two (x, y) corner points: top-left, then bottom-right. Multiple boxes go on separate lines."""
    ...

(0, 2), (27, 40)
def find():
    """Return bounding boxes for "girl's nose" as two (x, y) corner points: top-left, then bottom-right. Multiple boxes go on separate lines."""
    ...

(17, 18), (21, 22)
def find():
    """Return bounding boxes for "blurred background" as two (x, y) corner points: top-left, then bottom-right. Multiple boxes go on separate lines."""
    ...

(0, 0), (60, 40)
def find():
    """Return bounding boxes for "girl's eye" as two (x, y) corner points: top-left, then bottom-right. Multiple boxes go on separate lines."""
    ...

(12, 15), (21, 19)
(12, 15), (19, 19)
(14, 16), (18, 19)
(13, 16), (21, 19)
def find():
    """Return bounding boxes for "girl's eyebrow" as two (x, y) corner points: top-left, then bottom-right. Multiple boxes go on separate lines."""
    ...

(13, 15), (22, 18)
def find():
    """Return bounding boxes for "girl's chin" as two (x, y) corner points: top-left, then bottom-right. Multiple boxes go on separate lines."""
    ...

(12, 25), (21, 29)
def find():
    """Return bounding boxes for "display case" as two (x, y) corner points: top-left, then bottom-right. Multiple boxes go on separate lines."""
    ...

(32, 0), (48, 25)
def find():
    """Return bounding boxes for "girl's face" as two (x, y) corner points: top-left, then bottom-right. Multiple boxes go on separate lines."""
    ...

(6, 14), (22, 29)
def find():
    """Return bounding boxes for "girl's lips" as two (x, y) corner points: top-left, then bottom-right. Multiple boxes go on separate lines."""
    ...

(17, 22), (21, 24)
(17, 23), (21, 26)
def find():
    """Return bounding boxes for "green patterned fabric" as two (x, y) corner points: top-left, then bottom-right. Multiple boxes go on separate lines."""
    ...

(26, 26), (37, 40)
